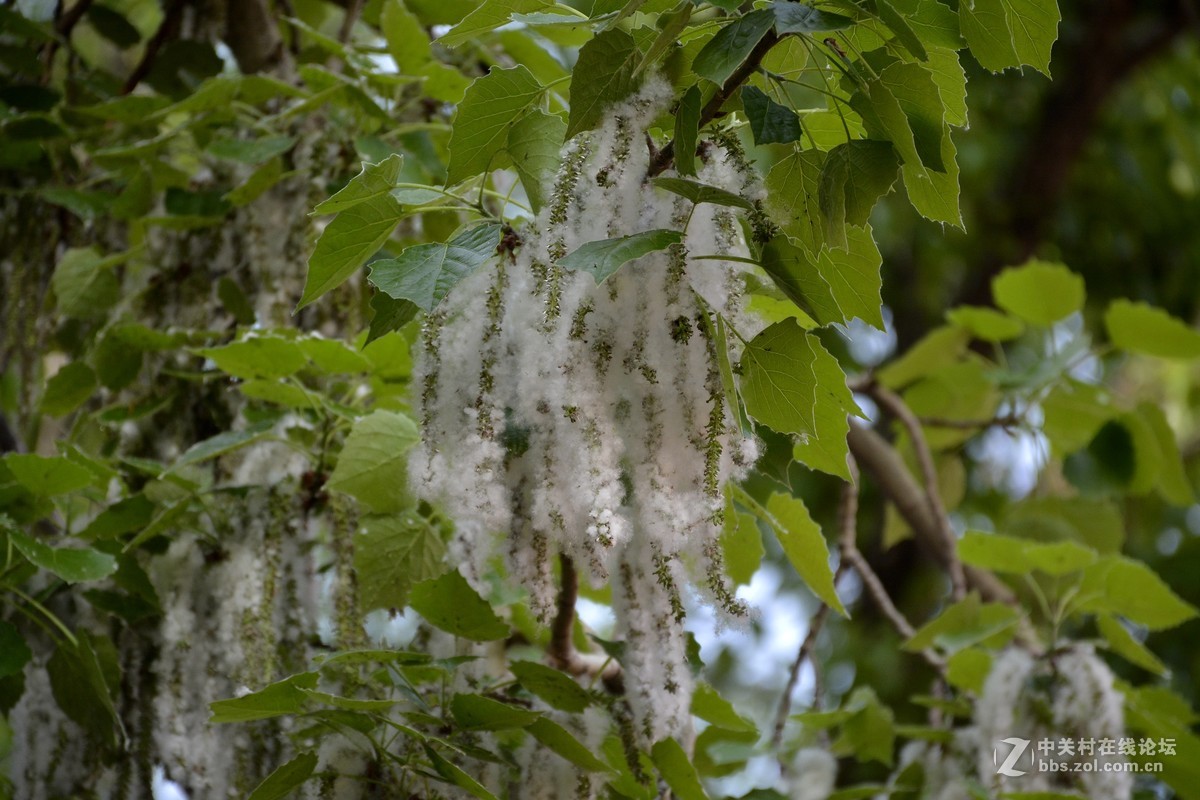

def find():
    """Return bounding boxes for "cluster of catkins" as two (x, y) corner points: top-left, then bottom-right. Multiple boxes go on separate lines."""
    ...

(411, 77), (765, 745)
(885, 645), (1132, 800)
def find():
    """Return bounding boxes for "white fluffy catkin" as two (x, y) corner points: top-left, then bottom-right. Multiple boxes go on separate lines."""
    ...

(411, 77), (764, 745)
(976, 645), (1132, 800)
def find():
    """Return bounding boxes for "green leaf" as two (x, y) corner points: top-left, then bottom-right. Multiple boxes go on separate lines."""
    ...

(328, 410), (420, 512)
(0, 621), (32, 679)
(51, 247), (121, 320)
(566, 29), (642, 139)
(1074, 556), (1198, 631)
(210, 672), (319, 723)
(692, 683), (755, 733)
(40, 362), (97, 417)
(818, 140), (899, 246)
(946, 306), (1025, 342)
(368, 223), (501, 311)
(448, 65), (544, 184)
(740, 319), (861, 479)
(720, 489), (763, 585)
(424, 744), (500, 800)
(741, 86), (802, 146)
(247, 752), (319, 800)
(763, 492), (846, 615)
(451, 693), (539, 730)
(961, 0), (1060, 76)
(207, 135), (295, 163)
(876, 325), (969, 389)
(651, 737), (710, 800)
(557, 229), (684, 284)
(46, 633), (123, 749)
(355, 512), (446, 610)
(652, 177), (752, 210)
(765, 149), (826, 254)
(4, 454), (93, 496)
(674, 85), (702, 177)
(904, 594), (1020, 654)
(298, 194), (402, 309)
(367, 292), (419, 345)
(945, 648), (992, 693)
(926, 47), (967, 128)
(692, 9), (774, 87)
(1096, 614), (1167, 677)
(507, 110), (565, 214)
(834, 687), (895, 766)
(381, 0), (431, 73)
(314, 154), (405, 215)
(1105, 299), (1200, 359)
(196, 337), (309, 379)
(408, 570), (509, 641)
(298, 337), (371, 373)
(1140, 403), (1194, 505)
(528, 717), (612, 772)
(438, 0), (551, 48)
(171, 420), (275, 470)
(772, 2), (854, 34)
(992, 260), (1084, 326)
(510, 661), (592, 712)
(958, 531), (1096, 577)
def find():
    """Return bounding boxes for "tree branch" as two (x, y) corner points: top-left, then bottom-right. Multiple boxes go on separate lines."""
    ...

(845, 419), (1017, 607)
(548, 554), (624, 694)
(647, 30), (781, 177)
(120, 0), (184, 95)
(863, 382), (967, 600)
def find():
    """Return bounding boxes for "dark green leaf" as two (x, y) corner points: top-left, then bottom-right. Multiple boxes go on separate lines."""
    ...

(0, 621), (32, 679)
(171, 420), (275, 470)
(47, 633), (123, 749)
(210, 672), (319, 723)
(247, 752), (319, 800)
(557, 229), (683, 283)
(367, 292), (419, 345)
(818, 140), (899, 243)
(674, 85), (702, 177)
(51, 247), (121, 320)
(961, 0), (1060, 76)
(529, 717), (612, 772)
(741, 86), (802, 146)
(369, 224), (501, 311)
(652, 177), (752, 209)
(450, 693), (539, 730)
(424, 744), (500, 800)
(1074, 556), (1198, 631)
(207, 136), (296, 164)
(41, 362), (97, 417)
(772, 2), (854, 34)
(692, 10), (774, 87)
(510, 661), (592, 712)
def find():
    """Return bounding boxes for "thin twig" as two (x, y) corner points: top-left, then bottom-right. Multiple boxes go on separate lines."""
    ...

(40, 0), (95, 81)
(772, 602), (831, 748)
(865, 382), (967, 601)
(837, 459), (945, 672)
(918, 414), (1023, 430)
(337, 0), (363, 44)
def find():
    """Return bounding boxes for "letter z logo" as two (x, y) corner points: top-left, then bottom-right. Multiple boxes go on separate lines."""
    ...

(994, 737), (1031, 777)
